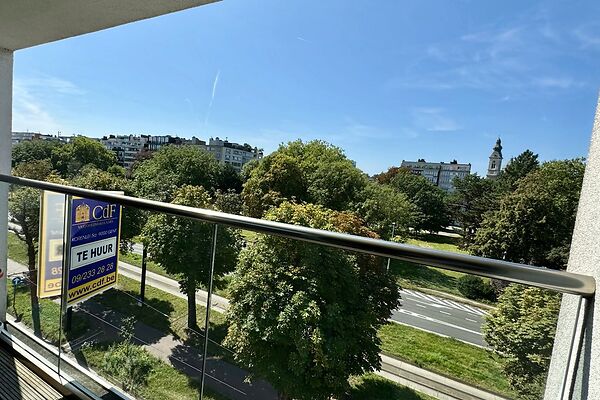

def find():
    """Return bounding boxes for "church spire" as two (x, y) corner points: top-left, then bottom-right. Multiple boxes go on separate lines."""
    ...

(487, 137), (503, 179)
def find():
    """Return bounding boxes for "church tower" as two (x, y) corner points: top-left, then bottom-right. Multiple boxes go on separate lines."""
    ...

(487, 138), (503, 179)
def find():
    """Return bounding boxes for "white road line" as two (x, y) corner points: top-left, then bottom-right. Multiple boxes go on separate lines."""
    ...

(466, 318), (478, 323)
(393, 309), (483, 336)
(402, 289), (489, 316)
(439, 310), (451, 315)
(415, 303), (427, 308)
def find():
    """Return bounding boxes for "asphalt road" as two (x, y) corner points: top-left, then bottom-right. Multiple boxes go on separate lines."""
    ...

(395, 289), (488, 347)
(7, 225), (489, 347)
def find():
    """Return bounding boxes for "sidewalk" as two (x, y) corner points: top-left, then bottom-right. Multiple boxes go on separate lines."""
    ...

(118, 260), (509, 400)
(7, 258), (508, 400)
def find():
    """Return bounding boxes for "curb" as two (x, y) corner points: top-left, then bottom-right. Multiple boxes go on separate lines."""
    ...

(380, 354), (511, 400)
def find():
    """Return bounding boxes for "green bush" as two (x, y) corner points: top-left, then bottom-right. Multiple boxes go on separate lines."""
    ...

(102, 317), (155, 394)
(457, 275), (495, 301)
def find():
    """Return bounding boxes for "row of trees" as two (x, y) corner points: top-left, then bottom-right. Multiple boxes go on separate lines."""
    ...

(10, 137), (586, 399)
(10, 138), (403, 399)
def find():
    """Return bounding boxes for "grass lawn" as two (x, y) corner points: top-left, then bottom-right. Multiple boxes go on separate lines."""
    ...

(8, 231), (507, 399)
(392, 234), (494, 300)
(7, 283), (90, 345)
(77, 343), (229, 400)
(379, 323), (514, 398)
(348, 374), (435, 399)
(92, 275), (233, 362)
(7, 231), (29, 265)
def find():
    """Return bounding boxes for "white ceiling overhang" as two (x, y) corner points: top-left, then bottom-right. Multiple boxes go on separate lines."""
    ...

(0, 0), (218, 51)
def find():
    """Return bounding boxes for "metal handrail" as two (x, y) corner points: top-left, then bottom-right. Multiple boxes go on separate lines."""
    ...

(1, 174), (595, 297)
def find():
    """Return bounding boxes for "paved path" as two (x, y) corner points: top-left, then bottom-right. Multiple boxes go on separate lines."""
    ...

(119, 261), (489, 347)
(7, 258), (503, 400)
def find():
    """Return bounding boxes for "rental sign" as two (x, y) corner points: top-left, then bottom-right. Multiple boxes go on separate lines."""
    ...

(66, 197), (122, 305)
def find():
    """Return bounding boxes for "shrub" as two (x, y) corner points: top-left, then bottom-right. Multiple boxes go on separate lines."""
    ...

(102, 317), (155, 394)
(457, 275), (495, 301)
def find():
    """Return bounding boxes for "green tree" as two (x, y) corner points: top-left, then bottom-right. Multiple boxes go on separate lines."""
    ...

(11, 139), (63, 168)
(9, 160), (62, 336)
(497, 150), (539, 192)
(388, 169), (450, 233)
(132, 145), (223, 202)
(213, 189), (243, 215)
(242, 140), (368, 217)
(372, 166), (401, 185)
(142, 185), (241, 329)
(471, 159), (585, 269)
(355, 182), (419, 240)
(225, 202), (399, 400)
(483, 285), (560, 399)
(449, 174), (499, 246)
(51, 136), (117, 177)
(217, 163), (243, 193)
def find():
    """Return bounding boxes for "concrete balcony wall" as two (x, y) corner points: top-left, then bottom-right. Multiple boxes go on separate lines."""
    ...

(545, 96), (600, 399)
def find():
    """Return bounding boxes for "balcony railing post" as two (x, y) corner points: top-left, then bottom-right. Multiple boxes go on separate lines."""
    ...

(0, 48), (14, 324)
(58, 194), (73, 376)
(200, 224), (219, 399)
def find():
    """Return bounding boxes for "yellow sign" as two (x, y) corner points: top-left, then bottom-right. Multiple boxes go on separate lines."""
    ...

(38, 191), (65, 298)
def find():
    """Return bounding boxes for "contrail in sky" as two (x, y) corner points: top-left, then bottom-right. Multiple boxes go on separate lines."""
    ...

(204, 69), (220, 126)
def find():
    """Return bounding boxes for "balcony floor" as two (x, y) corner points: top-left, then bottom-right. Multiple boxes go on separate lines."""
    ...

(0, 342), (64, 400)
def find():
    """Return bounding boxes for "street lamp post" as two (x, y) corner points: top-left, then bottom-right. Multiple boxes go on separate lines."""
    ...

(386, 222), (396, 272)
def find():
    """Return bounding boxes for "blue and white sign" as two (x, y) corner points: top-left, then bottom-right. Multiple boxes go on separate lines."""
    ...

(66, 197), (121, 305)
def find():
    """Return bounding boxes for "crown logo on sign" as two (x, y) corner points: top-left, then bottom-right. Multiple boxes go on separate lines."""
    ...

(75, 203), (90, 223)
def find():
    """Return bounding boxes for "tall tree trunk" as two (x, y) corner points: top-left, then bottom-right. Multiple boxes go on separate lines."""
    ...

(26, 240), (42, 337)
(186, 276), (197, 330)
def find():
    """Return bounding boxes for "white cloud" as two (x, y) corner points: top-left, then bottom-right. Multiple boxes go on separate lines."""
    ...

(573, 24), (600, 49)
(533, 77), (583, 89)
(412, 108), (461, 132)
(12, 76), (84, 133)
(204, 69), (220, 126)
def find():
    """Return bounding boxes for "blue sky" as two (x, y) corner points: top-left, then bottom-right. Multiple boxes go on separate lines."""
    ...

(12, 0), (600, 175)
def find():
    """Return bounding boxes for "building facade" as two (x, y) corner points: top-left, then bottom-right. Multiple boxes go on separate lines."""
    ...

(206, 137), (263, 171)
(486, 138), (503, 179)
(99, 134), (150, 169)
(400, 159), (471, 192)
(11, 131), (71, 146)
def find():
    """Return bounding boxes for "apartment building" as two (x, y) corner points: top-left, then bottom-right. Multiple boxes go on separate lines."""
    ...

(206, 137), (264, 171)
(400, 159), (471, 192)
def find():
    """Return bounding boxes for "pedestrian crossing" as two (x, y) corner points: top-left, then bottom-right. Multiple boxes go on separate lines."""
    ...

(400, 289), (489, 316)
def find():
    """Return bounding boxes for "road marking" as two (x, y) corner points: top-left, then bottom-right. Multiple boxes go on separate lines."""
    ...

(415, 303), (427, 308)
(401, 289), (489, 316)
(466, 318), (478, 323)
(439, 310), (451, 315)
(393, 308), (483, 336)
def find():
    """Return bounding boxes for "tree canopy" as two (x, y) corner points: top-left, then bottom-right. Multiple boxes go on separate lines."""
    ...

(51, 136), (117, 177)
(484, 285), (560, 399)
(11, 139), (63, 168)
(354, 181), (419, 240)
(471, 159), (585, 269)
(132, 145), (225, 202)
(142, 185), (241, 328)
(497, 149), (539, 192)
(449, 174), (499, 246)
(242, 140), (368, 217)
(225, 202), (399, 400)
(388, 169), (450, 233)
